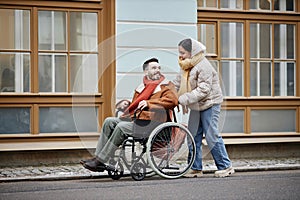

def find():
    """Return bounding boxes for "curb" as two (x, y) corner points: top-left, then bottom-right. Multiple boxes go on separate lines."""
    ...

(203, 164), (300, 173)
(1, 164), (300, 182)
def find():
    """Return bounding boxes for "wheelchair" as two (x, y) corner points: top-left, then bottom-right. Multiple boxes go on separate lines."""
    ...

(105, 109), (196, 181)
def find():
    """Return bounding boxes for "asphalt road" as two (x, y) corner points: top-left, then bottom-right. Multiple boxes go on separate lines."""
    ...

(1, 170), (299, 200)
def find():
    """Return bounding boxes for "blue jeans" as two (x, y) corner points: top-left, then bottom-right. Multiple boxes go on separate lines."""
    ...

(188, 104), (231, 170)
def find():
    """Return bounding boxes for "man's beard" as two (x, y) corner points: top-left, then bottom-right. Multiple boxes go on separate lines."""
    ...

(150, 73), (161, 80)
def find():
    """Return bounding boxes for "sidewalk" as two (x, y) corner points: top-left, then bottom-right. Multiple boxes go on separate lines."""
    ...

(1, 158), (300, 182)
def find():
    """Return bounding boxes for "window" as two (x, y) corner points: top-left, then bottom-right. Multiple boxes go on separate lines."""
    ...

(0, 4), (106, 135)
(274, 62), (295, 96)
(39, 107), (98, 133)
(250, 23), (271, 59)
(199, 22), (245, 96)
(274, 0), (295, 11)
(221, 0), (243, 9)
(198, 23), (216, 55)
(250, 0), (271, 10)
(220, 109), (244, 133)
(0, 9), (30, 92)
(251, 109), (296, 132)
(250, 0), (295, 11)
(0, 107), (30, 134)
(197, 0), (299, 135)
(199, 20), (296, 97)
(38, 11), (66, 50)
(274, 24), (295, 59)
(198, 0), (218, 8)
(220, 22), (244, 96)
(250, 23), (272, 96)
(198, 0), (243, 9)
(198, 0), (295, 11)
(38, 11), (98, 93)
(250, 23), (296, 96)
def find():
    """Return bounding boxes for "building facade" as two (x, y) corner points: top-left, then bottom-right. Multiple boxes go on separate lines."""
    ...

(0, 0), (299, 157)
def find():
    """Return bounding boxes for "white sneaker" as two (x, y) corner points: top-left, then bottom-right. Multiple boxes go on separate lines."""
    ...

(184, 169), (203, 178)
(214, 166), (235, 178)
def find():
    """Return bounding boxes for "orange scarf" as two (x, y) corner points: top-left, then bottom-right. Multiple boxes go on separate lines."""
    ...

(124, 75), (165, 115)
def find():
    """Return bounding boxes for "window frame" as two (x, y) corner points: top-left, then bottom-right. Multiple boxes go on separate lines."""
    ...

(197, 5), (300, 135)
(0, 0), (116, 136)
(198, 0), (299, 12)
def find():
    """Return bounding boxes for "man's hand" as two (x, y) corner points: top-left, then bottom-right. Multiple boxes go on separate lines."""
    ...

(137, 100), (148, 110)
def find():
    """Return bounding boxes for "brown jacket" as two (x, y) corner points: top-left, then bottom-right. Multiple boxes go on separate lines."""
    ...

(122, 79), (178, 122)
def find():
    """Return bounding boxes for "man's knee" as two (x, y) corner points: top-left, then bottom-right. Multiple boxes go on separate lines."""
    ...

(113, 121), (132, 137)
(103, 117), (118, 123)
(102, 117), (119, 129)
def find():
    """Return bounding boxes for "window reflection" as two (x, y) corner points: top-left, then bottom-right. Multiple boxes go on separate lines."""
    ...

(38, 11), (66, 50)
(221, 61), (244, 96)
(274, 62), (295, 96)
(250, 23), (271, 59)
(0, 53), (30, 92)
(198, 0), (218, 8)
(0, 108), (30, 134)
(274, 24), (295, 59)
(39, 107), (98, 133)
(250, 0), (271, 10)
(199, 23), (216, 55)
(221, 22), (243, 58)
(219, 110), (244, 133)
(38, 54), (67, 92)
(0, 9), (30, 50)
(274, 0), (294, 11)
(70, 54), (98, 93)
(250, 62), (271, 96)
(70, 12), (97, 51)
(251, 110), (296, 132)
(220, 0), (243, 9)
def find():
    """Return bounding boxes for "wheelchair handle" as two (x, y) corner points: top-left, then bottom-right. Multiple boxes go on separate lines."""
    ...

(133, 108), (143, 120)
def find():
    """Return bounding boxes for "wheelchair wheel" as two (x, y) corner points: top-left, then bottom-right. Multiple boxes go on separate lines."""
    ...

(131, 162), (146, 181)
(146, 122), (196, 179)
(108, 159), (124, 180)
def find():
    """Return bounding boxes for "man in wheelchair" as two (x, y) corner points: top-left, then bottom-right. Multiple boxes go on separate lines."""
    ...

(81, 58), (178, 172)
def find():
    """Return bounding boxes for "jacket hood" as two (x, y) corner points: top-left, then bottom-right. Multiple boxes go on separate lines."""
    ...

(191, 39), (206, 57)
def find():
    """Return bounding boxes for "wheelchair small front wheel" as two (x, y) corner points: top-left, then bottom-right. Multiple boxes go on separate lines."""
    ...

(146, 122), (196, 179)
(107, 159), (124, 180)
(130, 162), (146, 181)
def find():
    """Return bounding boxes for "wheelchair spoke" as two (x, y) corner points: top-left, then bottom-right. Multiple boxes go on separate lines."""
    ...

(146, 122), (196, 179)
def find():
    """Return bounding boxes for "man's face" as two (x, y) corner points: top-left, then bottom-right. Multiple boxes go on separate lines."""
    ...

(145, 62), (161, 80)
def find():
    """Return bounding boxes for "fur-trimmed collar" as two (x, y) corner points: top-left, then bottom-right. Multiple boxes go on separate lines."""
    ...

(135, 78), (170, 94)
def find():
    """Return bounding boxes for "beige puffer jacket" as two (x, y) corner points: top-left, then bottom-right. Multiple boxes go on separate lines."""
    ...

(172, 39), (223, 111)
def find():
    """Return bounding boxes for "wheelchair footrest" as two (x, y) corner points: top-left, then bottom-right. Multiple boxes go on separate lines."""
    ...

(105, 165), (118, 172)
